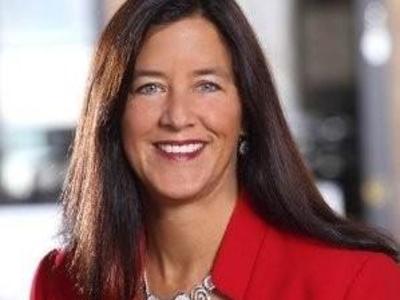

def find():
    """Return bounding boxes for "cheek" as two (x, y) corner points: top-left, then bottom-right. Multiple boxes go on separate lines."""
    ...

(121, 102), (158, 164)
(200, 96), (242, 139)
(122, 102), (157, 140)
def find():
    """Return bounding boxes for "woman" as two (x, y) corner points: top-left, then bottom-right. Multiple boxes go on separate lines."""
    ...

(31, 0), (400, 299)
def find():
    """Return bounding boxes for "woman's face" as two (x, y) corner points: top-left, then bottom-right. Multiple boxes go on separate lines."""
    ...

(121, 15), (242, 204)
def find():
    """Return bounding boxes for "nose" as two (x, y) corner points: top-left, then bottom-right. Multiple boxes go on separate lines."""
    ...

(159, 89), (195, 130)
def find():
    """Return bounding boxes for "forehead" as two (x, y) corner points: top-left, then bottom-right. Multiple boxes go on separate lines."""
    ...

(134, 15), (233, 72)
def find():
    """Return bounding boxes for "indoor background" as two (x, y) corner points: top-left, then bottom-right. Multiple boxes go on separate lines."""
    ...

(0, 0), (399, 299)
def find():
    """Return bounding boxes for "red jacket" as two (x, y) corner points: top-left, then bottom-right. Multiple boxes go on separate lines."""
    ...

(31, 194), (400, 299)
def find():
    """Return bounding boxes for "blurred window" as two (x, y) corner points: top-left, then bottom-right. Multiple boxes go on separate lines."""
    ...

(0, 0), (96, 204)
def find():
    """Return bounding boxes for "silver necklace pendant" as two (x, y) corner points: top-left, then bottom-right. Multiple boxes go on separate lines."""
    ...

(190, 288), (210, 300)
(144, 273), (215, 300)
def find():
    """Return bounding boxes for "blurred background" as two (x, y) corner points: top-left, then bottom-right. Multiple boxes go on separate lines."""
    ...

(0, 0), (399, 299)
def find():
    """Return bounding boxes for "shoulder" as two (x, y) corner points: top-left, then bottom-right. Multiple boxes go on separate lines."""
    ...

(212, 196), (400, 299)
(277, 228), (399, 276)
(253, 226), (400, 299)
(342, 252), (400, 299)
(30, 248), (82, 300)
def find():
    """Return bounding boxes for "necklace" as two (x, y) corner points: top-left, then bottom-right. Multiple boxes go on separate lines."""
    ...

(143, 271), (216, 300)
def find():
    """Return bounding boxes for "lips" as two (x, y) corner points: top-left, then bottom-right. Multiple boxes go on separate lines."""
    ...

(153, 140), (207, 161)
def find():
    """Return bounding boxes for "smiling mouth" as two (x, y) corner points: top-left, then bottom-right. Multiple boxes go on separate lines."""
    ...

(154, 140), (207, 161)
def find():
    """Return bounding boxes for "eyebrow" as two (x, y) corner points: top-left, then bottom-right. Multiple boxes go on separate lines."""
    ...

(133, 67), (232, 81)
(133, 70), (167, 79)
(192, 68), (231, 80)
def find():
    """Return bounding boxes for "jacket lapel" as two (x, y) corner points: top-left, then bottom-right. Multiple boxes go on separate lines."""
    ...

(211, 192), (268, 299)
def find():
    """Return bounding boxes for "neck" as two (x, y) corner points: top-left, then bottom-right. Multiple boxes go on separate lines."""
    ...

(143, 184), (238, 294)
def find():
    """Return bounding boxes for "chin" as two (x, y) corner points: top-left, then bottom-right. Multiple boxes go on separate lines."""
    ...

(149, 181), (208, 204)
(139, 169), (212, 202)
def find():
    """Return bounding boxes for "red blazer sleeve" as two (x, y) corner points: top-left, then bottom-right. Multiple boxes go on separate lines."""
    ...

(30, 249), (84, 300)
(344, 254), (400, 299)
(30, 250), (58, 300)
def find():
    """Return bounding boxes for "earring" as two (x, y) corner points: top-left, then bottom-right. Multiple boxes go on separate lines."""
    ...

(238, 135), (248, 155)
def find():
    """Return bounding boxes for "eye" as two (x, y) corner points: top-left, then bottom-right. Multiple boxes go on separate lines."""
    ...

(135, 83), (166, 95)
(197, 81), (221, 93)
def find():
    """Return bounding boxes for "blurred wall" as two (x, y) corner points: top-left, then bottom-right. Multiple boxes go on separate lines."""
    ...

(355, 0), (400, 240)
(0, 2), (96, 298)
(388, 0), (400, 239)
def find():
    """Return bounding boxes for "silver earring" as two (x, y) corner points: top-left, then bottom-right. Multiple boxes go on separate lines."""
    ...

(239, 135), (248, 155)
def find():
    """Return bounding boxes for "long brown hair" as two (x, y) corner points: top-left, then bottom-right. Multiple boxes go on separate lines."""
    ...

(61, 0), (399, 299)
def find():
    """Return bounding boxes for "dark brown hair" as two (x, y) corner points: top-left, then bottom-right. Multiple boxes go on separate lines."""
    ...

(61, 0), (399, 299)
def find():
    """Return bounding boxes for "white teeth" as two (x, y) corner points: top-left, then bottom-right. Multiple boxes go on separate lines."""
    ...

(158, 143), (204, 154)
